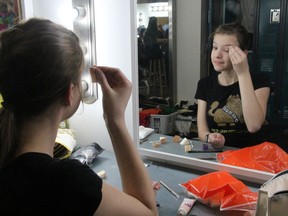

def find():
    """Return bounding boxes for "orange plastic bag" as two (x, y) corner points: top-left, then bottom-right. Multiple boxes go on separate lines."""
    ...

(180, 171), (258, 211)
(217, 142), (288, 174)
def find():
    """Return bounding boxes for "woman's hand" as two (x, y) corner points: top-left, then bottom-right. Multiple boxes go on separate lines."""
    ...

(91, 66), (158, 216)
(152, 181), (161, 191)
(208, 133), (225, 148)
(90, 66), (132, 122)
(229, 46), (249, 77)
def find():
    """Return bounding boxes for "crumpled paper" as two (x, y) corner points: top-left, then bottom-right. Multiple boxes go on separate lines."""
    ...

(139, 125), (154, 140)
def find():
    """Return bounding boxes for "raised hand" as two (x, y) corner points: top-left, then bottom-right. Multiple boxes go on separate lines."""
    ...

(229, 46), (249, 76)
(90, 66), (132, 122)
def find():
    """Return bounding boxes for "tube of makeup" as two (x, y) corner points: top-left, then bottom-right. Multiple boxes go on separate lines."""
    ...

(177, 198), (196, 216)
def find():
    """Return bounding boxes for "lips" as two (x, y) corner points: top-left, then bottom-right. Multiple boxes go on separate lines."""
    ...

(213, 60), (223, 66)
(212, 60), (225, 72)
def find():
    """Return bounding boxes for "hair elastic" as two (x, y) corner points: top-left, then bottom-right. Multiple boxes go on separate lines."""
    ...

(1, 101), (16, 112)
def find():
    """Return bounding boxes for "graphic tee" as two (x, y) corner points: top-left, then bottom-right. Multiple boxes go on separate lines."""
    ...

(195, 72), (270, 148)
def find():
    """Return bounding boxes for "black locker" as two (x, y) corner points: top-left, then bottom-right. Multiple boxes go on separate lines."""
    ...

(254, 0), (288, 128)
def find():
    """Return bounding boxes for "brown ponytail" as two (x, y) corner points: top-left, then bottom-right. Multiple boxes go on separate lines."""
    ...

(0, 108), (18, 169)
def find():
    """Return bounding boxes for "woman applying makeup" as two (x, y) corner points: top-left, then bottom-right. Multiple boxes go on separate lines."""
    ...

(0, 18), (158, 216)
(195, 23), (271, 148)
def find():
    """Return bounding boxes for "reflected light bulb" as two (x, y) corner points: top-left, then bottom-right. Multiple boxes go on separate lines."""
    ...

(82, 80), (89, 92)
(74, 6), (86, 18)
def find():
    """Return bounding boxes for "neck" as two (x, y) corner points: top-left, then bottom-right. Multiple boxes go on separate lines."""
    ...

(218, 71), (238, 86)
(16, 116), (61, 158)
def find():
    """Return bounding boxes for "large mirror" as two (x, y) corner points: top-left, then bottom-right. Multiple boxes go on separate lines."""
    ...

(137, 0), (288, 184)
(137, 0), (176, 105)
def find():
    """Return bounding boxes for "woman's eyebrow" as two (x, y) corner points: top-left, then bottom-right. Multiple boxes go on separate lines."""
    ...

(223, 45), (232, 48)
(222, 43), (234, 47)
(212, 43), (233, 48)
(213, 41), (234, 46)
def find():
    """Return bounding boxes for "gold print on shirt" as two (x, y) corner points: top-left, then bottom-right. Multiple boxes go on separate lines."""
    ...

(208, 95), (244, 127)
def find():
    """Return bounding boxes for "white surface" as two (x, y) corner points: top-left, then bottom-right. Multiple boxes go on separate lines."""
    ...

(176, 0), (201, 104)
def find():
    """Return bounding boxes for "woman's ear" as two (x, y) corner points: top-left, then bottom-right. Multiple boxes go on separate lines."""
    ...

(64, 83), (75, 106)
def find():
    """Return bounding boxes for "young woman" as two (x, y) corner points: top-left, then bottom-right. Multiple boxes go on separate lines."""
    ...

(143, 16), (168, 60)
(195, 22), (271, 148)
(0, 18), (158, 216)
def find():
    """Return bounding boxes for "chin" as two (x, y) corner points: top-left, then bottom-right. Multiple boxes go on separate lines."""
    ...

(213, 66), (223, 72)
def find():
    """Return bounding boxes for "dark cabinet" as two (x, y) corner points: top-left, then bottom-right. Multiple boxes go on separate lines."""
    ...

(254, 0), (288, 128)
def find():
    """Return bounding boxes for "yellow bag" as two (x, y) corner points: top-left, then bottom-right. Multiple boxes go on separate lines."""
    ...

(0, 94), (3, 108)
(54, 129), (77, 159)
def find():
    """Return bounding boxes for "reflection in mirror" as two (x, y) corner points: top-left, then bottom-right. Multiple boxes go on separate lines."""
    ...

(137, 0), (176, 107)
(137, 0), (288, 184)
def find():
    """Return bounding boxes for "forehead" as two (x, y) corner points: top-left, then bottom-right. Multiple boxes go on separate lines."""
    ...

(213, 34), (239, 47)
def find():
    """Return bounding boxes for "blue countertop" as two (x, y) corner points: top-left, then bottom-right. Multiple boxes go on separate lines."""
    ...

(91, 150), (260, 216)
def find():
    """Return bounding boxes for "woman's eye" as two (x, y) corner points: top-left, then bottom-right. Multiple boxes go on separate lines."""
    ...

(223, 48), (229, 52)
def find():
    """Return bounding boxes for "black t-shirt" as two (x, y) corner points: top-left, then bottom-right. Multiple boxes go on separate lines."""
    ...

(143, 30), (164, 59)
(0, 152), (103, 216)
(195, 72), (271, 148)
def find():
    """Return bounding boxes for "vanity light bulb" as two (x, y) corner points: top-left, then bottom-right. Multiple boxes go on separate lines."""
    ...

(81, 80), (89, 92)
(151, 6), (157, 12)
(74, 6), (86, 18)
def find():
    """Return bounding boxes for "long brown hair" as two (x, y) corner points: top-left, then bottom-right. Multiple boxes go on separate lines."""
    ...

(0, 18), (83, 169)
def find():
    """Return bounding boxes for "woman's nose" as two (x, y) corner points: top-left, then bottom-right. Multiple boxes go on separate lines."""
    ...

(215, 49), (222, 58)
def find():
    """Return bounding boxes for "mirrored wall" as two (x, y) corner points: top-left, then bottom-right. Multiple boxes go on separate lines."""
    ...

(136, 0), (288, 184)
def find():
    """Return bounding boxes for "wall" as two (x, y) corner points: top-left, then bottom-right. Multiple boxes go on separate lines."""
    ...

(23, 0), (74, 30)
(23, 0), (138, 150)
(176, 0), (202, 105)
(70, 0), (138, 149)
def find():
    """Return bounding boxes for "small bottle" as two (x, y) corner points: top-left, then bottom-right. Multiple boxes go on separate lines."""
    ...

(177, 198), (196, 216)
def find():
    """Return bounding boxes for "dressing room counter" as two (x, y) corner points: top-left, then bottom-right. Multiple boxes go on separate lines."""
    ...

(139, 133), (237, 160)
(91, 150), (260, 216)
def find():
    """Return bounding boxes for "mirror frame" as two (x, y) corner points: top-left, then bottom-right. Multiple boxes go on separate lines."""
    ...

(72, 0), (98, 104)
(136, 0), (275, 184)
(168, 0), (177, 103)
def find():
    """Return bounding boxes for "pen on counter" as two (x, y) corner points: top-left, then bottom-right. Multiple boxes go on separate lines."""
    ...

(187, 150), (223, 153)
(159, 181), (180, 199)
(152, 181), (161, 207)
(156, 201), (160, 207)
(140, 138), (148, 144)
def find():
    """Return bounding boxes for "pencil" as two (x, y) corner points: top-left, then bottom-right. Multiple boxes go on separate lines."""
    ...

(159, 181), (180, 199)
(187, 150), (223, 153)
